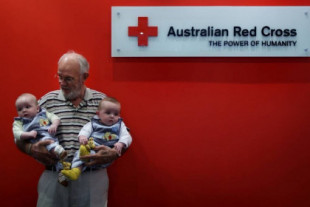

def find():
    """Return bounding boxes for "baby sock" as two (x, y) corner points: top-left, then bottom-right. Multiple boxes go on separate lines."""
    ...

(54, 145), (67, 159)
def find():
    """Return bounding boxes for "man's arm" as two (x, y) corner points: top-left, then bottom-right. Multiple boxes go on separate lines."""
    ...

(15, 139), (58, 166)
(81, 124), (132, 166)
(81, 145), (120, 166)
(15, 139), (33, 154)
(80, 138), (128, 166)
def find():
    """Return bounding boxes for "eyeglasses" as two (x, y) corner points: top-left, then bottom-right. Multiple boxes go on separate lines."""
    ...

(55, 74), (75, 83)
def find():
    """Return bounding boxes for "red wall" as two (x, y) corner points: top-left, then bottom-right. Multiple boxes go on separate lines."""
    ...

(1, 1), (310, 206)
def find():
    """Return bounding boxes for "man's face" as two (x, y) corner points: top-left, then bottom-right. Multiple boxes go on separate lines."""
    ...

(57, 58), (84, 100)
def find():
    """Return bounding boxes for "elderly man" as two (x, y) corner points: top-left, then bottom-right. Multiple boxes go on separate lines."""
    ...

(16, 51), (131, 207)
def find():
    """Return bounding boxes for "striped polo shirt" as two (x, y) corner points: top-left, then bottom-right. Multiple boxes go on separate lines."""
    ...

(39, 88), (106, 161)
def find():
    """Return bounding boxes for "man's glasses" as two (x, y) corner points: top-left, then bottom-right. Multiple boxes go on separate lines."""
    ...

(55, 74), (74, 83)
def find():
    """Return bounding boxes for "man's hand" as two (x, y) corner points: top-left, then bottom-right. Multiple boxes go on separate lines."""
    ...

(81, 145), (119, 167)
(31, 140), (58, 166)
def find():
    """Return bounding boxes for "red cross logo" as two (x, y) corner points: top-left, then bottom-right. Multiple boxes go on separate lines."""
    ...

(128, 17), (158, 46)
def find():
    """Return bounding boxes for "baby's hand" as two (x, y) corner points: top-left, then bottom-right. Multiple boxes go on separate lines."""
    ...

(29, 130), (37, 138)
(114, 142), (124, 156)
(79, 136), (88, 145)
(48, 125), (57, 135)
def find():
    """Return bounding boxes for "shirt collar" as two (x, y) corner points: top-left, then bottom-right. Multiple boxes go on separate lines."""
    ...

(83, 88), (92, 101)
(58, 88), (92, 101)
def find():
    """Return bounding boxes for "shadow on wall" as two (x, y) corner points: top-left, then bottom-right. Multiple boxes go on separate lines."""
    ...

(112, 57), (310, 83)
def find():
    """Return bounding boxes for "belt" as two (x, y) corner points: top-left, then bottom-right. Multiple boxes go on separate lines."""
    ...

(45, 166), (101, 172)
(45, 165), (57, 171)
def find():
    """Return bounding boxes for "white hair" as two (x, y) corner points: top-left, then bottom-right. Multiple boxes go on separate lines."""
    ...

(58, 51), (89, 74)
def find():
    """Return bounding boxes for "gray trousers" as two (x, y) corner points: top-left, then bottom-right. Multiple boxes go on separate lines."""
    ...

(37, 168), (109, 207)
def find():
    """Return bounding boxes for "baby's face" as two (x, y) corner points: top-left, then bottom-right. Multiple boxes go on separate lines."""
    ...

(97, 101), (121, 126)
(16, 96), (39, 119)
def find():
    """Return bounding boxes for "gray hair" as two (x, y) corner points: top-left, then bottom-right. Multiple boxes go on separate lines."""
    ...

(58, 51), (89, 74)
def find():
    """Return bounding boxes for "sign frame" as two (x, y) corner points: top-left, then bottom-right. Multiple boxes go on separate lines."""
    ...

(112, 6), (310, 57)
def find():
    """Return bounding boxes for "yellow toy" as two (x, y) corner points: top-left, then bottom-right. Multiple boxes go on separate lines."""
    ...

(61, 138), (95, 181)
(62, 161), (71, 170)
(79, 137), (96, 161)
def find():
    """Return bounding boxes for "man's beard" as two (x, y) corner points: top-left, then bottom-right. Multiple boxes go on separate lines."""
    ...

(62, 81), (83, 101)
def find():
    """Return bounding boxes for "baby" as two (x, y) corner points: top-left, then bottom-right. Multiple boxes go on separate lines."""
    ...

(61, 97), (132, 180)
(13, 93), (66, 160)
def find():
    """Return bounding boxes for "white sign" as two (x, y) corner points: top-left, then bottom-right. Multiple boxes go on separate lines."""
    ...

(111, 6), (310, 57)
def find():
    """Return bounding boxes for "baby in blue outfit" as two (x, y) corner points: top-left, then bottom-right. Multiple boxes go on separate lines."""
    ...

(61, 97), (132, 180)
(13, 93), (66, 160)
